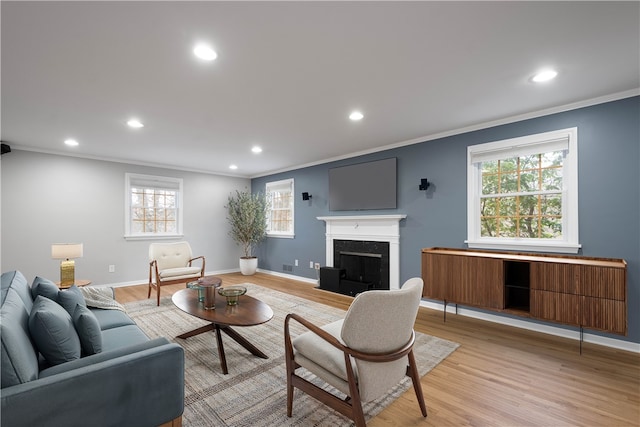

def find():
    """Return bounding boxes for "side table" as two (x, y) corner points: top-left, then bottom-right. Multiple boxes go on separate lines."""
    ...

(56, 279), (92, 289)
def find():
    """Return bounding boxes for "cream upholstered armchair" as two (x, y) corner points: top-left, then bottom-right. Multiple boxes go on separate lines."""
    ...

(284, 277), (426, 426)
(148, 241), (205, 306)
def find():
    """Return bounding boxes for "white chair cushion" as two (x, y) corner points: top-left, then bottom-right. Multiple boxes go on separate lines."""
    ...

(295, 353), (352, 397)
(341, 279), (422, 352)
(292, 320), (355, 383)
(158, 266), (202, 280)
(149, 242), (193, 270)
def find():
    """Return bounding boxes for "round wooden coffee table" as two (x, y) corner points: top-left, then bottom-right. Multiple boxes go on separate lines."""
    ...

(171, 288), (273, 374)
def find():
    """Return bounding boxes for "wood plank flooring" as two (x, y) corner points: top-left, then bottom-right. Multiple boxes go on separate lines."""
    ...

(115, 272), (640, 426)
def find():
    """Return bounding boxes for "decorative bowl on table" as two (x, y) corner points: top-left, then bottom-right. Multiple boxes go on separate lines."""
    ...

(218, 286), (247, 306)
(187, 280), (205, 302)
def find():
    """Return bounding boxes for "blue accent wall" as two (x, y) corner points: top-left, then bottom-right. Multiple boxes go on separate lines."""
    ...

(252, 96), (640, 344)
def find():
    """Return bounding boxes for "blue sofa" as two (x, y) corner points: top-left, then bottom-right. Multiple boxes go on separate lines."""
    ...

(0, 271), (184, 427)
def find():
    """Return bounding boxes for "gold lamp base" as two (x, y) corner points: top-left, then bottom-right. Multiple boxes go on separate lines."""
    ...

(60, 259), (75, 287)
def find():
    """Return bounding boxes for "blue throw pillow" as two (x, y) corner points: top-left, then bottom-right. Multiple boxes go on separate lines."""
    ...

(28, 296), (81, 366)
(57, 285), (87, 316)
(30, 276), (59, 301)
(72, 305), (103, 356)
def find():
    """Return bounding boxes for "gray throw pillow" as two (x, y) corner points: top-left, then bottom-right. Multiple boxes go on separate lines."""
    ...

(57, 285), (87, 316)
(28, 295), (81, 366)
(31, 276), (59, 301)
(72, 305), (103, 356)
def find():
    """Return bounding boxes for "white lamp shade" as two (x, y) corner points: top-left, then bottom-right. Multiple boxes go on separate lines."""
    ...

(51, 243), (84, 260)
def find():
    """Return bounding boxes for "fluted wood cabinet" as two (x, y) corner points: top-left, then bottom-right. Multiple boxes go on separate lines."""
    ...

(421, 248), (627, 335)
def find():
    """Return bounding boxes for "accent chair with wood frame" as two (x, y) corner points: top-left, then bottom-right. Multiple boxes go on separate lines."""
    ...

(284, 277), (426, 426)
(148, 241), (205, 306)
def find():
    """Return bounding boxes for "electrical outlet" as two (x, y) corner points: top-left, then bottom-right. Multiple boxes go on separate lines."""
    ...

(309, 261), (314, 268)
(108, 265), (115, 273)
(294, 259), (298, 267)
(314, 263), (320, 270)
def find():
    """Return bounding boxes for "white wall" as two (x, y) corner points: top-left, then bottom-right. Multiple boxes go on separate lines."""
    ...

(1, 150), (250, 285)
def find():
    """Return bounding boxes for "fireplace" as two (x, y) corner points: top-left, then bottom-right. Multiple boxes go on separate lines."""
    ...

(317, 215), (406, 291)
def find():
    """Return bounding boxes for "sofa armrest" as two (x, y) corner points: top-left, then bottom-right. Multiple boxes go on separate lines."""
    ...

(1, 339), (184, 427)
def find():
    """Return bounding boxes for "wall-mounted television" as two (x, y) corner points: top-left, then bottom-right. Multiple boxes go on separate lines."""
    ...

(328, 157), (397, 211)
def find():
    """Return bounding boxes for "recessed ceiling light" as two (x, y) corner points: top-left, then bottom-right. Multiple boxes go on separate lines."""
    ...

(193, 43), (217, 61)
(229, 164), (238, 170)
(127, 118), (144, 128)
(349, 111), (364, 121)
(251, 146), (262, 154)
(64, 139), (79, 147)
(532, 69), (558, 83)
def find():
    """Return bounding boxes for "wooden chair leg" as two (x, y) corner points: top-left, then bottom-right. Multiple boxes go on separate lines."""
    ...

(286, 371), (294, 417)
(407, 350), (428, 417)
(352, 399), (366, 427)
(284, 315), (295, 418)
(156, 284), (161, 306)
(147, 282), (152, 299)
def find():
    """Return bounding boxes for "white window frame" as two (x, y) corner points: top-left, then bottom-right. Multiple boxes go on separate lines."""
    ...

(466, 127), (580, 254)
(266, 178), (295, 238)
(124, 173), (184, 240)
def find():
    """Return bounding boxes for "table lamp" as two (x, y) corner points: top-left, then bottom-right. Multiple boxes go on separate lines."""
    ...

(51, 243), (83, 287)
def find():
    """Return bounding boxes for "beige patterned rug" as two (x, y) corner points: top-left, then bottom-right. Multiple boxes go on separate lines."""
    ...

(125, 283), (459, 426)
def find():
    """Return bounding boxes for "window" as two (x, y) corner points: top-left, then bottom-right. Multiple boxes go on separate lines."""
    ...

(266, 178), (294, 238)
(467, 128), (580, 253)
(125, 173), (183, 239)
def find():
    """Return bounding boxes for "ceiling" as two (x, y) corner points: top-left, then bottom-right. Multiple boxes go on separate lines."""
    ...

(2, 1), (638, 178)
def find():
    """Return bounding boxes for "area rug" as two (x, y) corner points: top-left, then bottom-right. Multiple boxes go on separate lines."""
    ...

(124, 283), (459, 426)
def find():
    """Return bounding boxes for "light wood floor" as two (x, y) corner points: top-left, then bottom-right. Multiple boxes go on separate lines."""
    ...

(116, 273), (640, 427)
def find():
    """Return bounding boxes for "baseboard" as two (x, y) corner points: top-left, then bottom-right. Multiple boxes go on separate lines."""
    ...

(257, 268), (318, 285)
(420, 300), (640, 353)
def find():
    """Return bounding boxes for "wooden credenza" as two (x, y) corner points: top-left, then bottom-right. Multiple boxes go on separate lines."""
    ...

(421, 248), (627, 335)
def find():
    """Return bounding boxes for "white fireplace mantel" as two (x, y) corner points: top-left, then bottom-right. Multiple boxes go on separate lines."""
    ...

(317, 215), (406, 290)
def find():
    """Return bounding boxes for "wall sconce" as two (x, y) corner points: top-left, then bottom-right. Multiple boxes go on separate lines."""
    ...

(419, 178), (431, 191)
(302, 192), (312, 201)
(51, 243), (83, 287)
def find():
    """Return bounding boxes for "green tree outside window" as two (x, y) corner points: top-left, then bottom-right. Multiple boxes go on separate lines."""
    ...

(480, 151), (564, 239)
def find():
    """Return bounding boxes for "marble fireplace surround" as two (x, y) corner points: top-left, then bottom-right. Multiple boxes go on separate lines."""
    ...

(317, 215), (407, 290)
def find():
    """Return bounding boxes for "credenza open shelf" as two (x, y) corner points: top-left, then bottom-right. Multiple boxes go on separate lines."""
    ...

(421, 248), (627, 336)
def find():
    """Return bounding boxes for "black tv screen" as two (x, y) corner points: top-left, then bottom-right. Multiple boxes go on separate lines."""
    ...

(329, 158), (397, 211)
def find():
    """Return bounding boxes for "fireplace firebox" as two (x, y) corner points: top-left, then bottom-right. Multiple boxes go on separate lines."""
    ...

(319, 240), (390, 296)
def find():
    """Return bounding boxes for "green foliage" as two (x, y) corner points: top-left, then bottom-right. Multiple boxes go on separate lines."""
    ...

(480, 152), (564, 239)
(225, 190), (269, 258)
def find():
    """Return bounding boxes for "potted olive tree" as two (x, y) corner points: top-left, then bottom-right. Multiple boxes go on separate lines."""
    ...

(226, 190), (269, 275)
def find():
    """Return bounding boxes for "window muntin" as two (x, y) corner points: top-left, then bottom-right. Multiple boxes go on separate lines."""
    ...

(266, 178), (294, 237)
(125, 173), (183, 239)
(467, 128), (579, 253)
